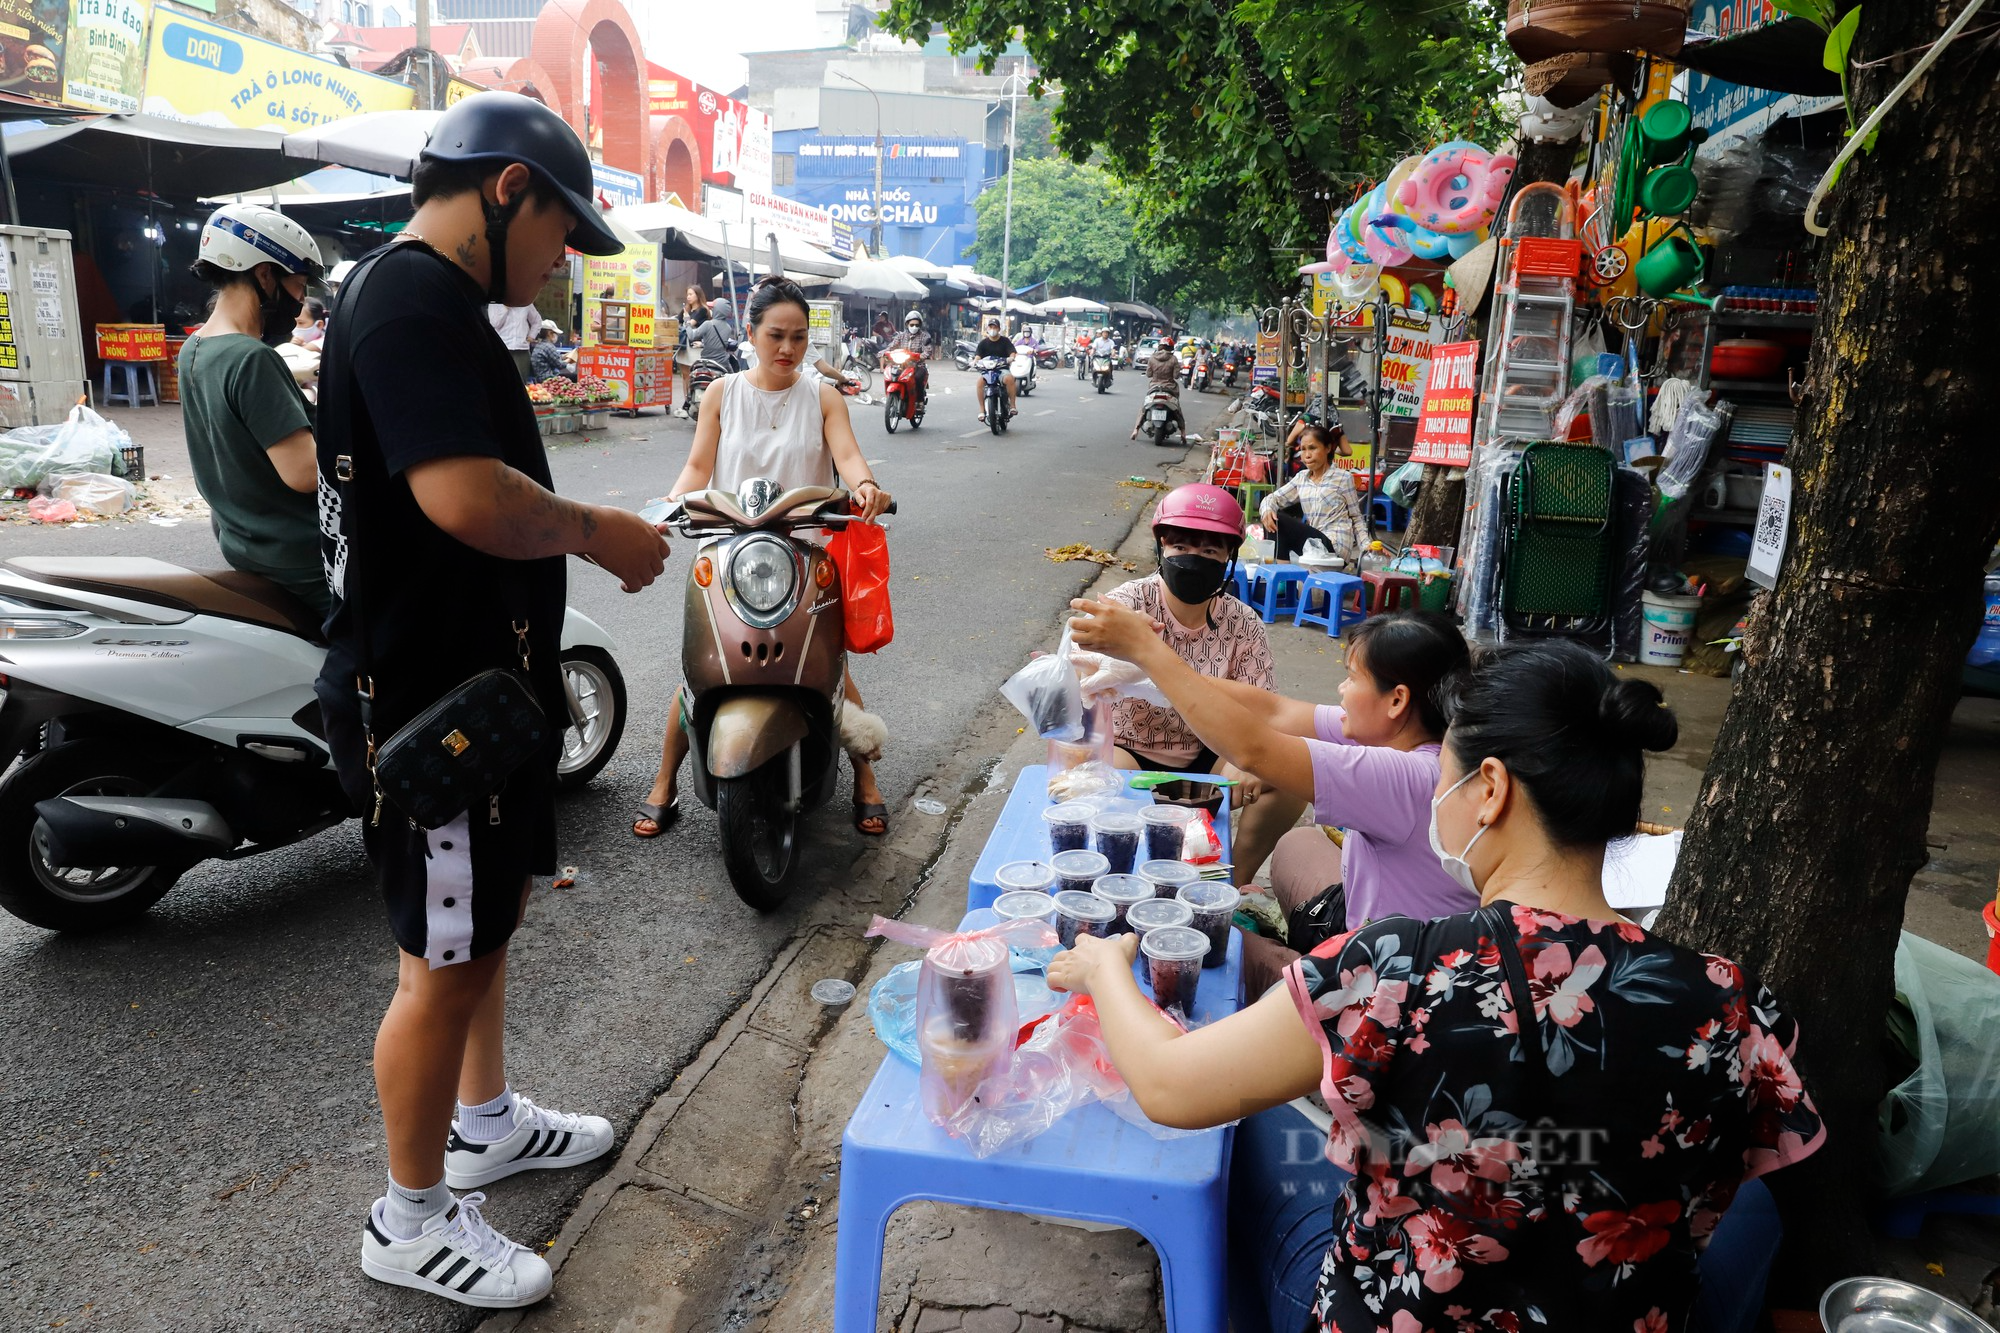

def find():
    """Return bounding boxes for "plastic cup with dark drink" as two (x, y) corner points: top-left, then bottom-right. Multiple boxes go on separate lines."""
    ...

(1050, 849), (1110, 896)
(1140, 804), (1196, 862)
(994, 860), (1057, 897)
(1125, 897), (1194, 939)
(1177, 882), (1242, 968)
(1042, 802), (1097, 855)
(1142, 925), (1208, 1018)
(1091, 810), (1143, 875)
(1052, 890), (1117, 950)
(1091, 873), (1153, 934)
(1138, 859), (1202, 900)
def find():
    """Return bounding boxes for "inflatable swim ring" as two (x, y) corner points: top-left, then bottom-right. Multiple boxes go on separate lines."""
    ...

(1397, 140), (1518, 235)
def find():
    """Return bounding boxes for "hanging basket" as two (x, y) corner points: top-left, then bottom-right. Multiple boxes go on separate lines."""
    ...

(1523, 50), (1631, 109)
(1506, 0), (1692, 63)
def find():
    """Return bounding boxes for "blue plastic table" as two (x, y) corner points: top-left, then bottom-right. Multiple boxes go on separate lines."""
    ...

(967, 764), (1233, 912)
(836, 925), (1244, 1332)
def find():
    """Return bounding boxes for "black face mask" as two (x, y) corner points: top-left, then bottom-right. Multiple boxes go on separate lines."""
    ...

(260, 281), (304, 347)
(1159, 551), (1232, 605)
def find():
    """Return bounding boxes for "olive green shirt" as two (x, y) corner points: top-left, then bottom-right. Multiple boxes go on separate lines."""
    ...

(178, 333), (327, 614)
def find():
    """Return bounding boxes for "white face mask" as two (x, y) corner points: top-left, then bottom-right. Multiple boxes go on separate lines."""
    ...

(1427, 770), (1490, 894)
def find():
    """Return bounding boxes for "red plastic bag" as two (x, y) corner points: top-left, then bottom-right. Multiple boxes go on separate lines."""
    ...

(825, 518), (894, 653)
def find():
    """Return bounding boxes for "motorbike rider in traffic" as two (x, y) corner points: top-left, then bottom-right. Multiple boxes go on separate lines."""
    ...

(973, 318), (1018, 421)
(883, 310), (932, 407)
(1130, 337), (1186, 439)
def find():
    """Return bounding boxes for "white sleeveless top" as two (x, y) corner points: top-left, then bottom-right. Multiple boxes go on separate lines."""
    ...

(712, 372), (833, 494)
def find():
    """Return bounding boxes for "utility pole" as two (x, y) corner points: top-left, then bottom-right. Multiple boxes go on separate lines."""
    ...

(835, 70), (884, 258)
(999, 61), (1025, 309)
(413, 0), (432, 108)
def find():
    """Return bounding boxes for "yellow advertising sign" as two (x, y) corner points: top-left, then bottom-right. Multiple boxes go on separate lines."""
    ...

(64, 0), (151, 114)
(445, 76), (482, 106)
(582, 243), (661, 349)
(142, 9), (413, 133)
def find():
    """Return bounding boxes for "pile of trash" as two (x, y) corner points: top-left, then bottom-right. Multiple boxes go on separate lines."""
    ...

(0, 405), (185, 526)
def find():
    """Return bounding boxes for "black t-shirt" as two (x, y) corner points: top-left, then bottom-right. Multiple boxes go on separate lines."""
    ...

(976, 336), (1015, 360)
(314, 242), (566, 748)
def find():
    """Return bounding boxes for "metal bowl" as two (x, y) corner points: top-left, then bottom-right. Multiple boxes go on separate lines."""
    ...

(1820, 1278), (1996, 1333)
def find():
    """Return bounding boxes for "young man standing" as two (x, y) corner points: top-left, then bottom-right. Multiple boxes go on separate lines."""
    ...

(315, 92), (670, 1310)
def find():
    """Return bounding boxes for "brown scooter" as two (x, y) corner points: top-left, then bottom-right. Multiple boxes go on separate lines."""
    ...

(663, 479), (893, 909)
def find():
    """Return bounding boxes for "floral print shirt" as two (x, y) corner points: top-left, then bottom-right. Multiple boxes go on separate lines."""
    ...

(1284, 904), (1824, 1333)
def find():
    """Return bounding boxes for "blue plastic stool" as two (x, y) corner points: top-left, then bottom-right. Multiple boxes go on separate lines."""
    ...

(1229, 561), (1252, 604)
(1293, 571), (1368, 637)
(1368, 493), (1404, 532)
(1245, 562), (1310, 623)
(101, 362), (157, 408)
(835, 932), (1244, 1332)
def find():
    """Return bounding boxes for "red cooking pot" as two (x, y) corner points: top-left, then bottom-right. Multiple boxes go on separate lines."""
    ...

(1709, 338), (1785, 380)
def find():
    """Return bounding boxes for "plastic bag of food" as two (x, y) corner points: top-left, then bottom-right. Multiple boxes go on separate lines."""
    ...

(1876, 931), (2000, 1196)
(1069, 651), (1171, 709)
(0, 405), (128, 490)
(1000, 627), (1084, 741)
(42, 471), (136, 517)
(1047, 759), (1124, 805)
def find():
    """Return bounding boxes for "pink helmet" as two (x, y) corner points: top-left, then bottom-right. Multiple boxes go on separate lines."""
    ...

(1152, 483), (1245, 539)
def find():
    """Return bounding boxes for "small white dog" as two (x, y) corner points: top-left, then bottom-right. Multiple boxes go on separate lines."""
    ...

(838, 703), (888, 763)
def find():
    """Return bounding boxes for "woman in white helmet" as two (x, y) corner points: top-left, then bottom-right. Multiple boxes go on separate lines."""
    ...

(180, 201), (331, 616)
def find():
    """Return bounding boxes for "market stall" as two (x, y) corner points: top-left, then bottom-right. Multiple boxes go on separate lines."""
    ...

(576, 242), (675, 415)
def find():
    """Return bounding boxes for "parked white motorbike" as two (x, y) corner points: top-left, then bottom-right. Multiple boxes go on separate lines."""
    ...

(0, 557), (627, 932)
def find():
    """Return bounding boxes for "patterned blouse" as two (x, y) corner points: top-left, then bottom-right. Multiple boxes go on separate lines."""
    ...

(1261, 467), (1365, 559)
(1285, 904), (1824, 1333)
(1101, 572), (1275, 766)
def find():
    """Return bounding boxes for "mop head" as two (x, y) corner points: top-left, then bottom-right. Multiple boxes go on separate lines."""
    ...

(838, 705), (888, 763)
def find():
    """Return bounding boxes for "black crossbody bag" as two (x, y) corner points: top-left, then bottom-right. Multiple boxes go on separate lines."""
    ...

(325, 242), (550, 831)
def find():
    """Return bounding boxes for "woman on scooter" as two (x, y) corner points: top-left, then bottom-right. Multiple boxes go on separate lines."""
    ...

(635, 275), (895, 840)
(1258, 422), (1364, 561)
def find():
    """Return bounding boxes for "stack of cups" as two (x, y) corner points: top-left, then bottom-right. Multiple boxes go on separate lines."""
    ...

(993, 889), (1061, 967)
(1140, 804), (1197, 862)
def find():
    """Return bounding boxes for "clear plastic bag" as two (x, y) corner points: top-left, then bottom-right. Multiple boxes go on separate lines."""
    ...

(0, 405), (129, 490)
(41, 471), (136, 517)
(1876, 931), (2000, 1196)
(868, 956), (1059, 1069)
(1000, 627), (1084, 741)
(1069, 651), (1171, 709)
(1384, 461), (1424, 509)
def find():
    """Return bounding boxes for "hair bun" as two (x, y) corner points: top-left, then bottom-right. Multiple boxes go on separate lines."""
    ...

(1599, 678), (1678, 752)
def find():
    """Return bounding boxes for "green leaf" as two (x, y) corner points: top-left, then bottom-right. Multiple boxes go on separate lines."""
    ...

(1823, 6), (1861, 73)
(1769, 0), (1836, 27)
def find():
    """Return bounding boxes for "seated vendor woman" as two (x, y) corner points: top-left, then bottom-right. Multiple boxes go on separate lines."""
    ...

(1068, 603), (1473, 995)
(1096, 483), (1301, 894)
(1044, 640), (1825, 1333)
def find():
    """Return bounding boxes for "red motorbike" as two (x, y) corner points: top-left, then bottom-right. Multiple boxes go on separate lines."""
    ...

(880, 347), (928, 433)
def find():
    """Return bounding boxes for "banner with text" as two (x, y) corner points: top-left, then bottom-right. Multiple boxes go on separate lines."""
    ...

(647, 63), (773, 195)
(744, 188), (836, 253)
(64, 0), (151, 113)
(1379, 310), (1441, 419)
(1409, 340), (1480, 466)
(143, 10), (412, 131)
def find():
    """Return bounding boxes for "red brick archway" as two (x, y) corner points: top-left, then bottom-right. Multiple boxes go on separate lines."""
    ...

(529, 0), (646, 178)
(649, 115), (701, 207)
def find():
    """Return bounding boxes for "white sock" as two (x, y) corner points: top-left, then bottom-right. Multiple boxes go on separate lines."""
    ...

(378, 1173), (452, 1242)
(455, 1084), (518, 1143)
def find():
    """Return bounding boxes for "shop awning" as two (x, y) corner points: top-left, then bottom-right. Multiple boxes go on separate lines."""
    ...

(1111, 299), (1172, 325)
(205, 186), (416, 231)
(1673, 18), (1844, 96)
(5, 114), (326, 196)
(609, 201), (848, 279)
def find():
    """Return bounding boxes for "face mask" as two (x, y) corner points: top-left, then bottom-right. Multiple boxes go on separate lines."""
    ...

(1159, 552), (1230, 605)
(260, 279), (304, 347)
(1427, 770), (1490, 893)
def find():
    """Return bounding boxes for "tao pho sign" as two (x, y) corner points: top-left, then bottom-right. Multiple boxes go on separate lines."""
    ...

(1409, 340), (1480, 467)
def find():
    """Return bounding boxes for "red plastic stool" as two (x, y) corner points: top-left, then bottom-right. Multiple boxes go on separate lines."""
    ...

(1361, 571), (1419, 614)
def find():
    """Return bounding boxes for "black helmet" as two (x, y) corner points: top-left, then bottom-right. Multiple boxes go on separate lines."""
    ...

(421, 92), (622, 256)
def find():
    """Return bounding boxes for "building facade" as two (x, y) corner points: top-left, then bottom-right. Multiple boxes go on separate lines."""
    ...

(773, 130), (984, 264)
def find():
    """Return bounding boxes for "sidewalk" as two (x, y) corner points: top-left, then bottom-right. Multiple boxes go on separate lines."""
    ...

(472, 408), (2000, 1332)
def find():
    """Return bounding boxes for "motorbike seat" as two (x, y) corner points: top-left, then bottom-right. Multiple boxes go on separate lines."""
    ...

(4, 557), (326, 642)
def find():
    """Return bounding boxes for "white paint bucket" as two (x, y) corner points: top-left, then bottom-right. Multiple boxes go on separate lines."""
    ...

(1640, 590), (1701, 667)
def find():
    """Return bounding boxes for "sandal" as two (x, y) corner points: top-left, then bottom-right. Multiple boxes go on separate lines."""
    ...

(852, 800), (889, 837)
(632, 797), (680, 839)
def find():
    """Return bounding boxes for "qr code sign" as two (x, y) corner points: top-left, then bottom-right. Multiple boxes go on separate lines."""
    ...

(1755, 493), (1787, 550)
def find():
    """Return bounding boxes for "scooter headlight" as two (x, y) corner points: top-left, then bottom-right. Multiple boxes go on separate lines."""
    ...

(729, 537), (796, 616)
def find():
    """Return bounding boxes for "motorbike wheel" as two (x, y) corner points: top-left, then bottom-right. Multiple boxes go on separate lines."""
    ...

(1097, 377), (1108, 394)
(555, 646), (627, 792)
(911, 396), (925, 429)
(715, 754), (799, 912)
(1154, 419), (1176, 447)
(841, 357), (874, 397)
(0, 740), (182, 931)
(954, 352), (972, 371)
(883, 390), (901, 434)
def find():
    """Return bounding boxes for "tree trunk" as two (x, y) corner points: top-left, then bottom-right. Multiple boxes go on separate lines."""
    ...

(1654, 3), (2000, 1301)
(1406, 135), (1581, 548)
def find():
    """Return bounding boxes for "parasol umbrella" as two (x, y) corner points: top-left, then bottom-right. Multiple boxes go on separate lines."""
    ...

(885, 254), (947, 280)
(1034, 295), (1109, 314)
(831, 258), (928, 302)
(281, 110), (442, 178)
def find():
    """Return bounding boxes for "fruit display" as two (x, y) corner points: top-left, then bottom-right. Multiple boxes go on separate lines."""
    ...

(525, 374), (618, 408)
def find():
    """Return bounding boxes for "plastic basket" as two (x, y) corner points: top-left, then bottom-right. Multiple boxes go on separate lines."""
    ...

(117, 445), (144, 480)
(1514, 238), (1584, 279)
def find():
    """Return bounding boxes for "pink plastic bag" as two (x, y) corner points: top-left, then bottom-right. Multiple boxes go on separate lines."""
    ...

(27, 496), (76, 523)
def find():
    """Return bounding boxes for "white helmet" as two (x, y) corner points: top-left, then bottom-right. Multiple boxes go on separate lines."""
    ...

(903, 310), (924, 329)
(198, 203), (323, 281)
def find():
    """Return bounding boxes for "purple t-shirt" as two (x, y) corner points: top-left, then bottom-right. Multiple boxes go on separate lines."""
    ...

(1305, 706), (1478, 929)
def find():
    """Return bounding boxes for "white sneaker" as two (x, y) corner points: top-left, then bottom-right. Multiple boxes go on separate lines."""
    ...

(360, 1191), (552, 1309)
(444, 1094), (615, 1189)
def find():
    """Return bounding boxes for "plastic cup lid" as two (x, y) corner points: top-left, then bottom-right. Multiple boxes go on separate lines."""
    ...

(1125, 898), (1195, 934)
(993, 890), (1059, 920)
(995, 859), (1057, 892)
(1178, 881), (1242, 913)
(1091, 873), (1152, 906)
(1042, 802), (1097, 824)
(1050, 849), (1110, 877)
(1090, 810), (1143, 833)
(1052, 889), (1117, 922)
(810, 978), (857, 1005)
(1141, 804), (1197, 825)
(1138, 859), (1201, 887)
(1141, 925), (1211, 961)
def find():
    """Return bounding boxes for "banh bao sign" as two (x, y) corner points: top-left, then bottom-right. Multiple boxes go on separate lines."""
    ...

(1409, 340), (1481, 467)
(65, 0), (151, 113)
(143, 9), (413, 132)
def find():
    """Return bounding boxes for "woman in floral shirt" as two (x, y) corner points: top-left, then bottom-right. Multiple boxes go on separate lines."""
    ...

(1047, 640), (1823, 1333)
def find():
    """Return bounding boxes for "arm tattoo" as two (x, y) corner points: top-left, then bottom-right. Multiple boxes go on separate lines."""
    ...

(487, 460), (598, 557)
